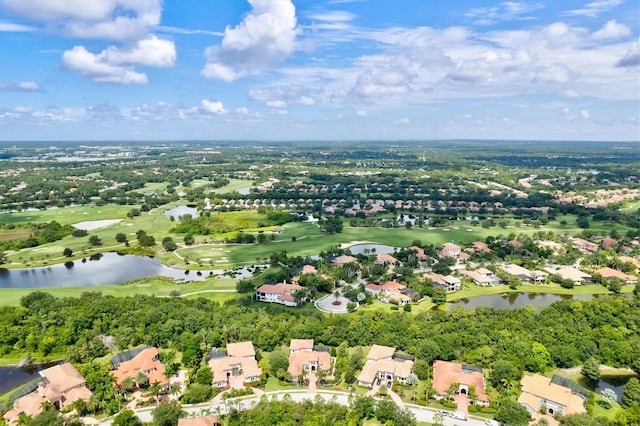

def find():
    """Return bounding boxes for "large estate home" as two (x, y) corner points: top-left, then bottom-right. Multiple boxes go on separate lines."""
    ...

(543, 266), (593, 284)
(365, 280), (413, 305)
(178, 415), (221, 426)
(112, 346), (167, 387)
(518, 374), (587, 417)
(208, 341), (261, 388)
(287, 339), (331, 382)
(499, 263), (548, 283)
(4, 363), (92, 425)
(460, 268), (502, 287)
(425, 272), (461, 292)
(255, 282), (306, 307)
(432, 360), (490, 406)
(357, 345), (414, 388)
(593, 266), (638, 284)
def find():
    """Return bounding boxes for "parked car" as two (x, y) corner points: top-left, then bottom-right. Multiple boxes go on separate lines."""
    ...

(436, 409), (449, 415)
(449, 411), (468, 421)
(485, 420), (500, 426)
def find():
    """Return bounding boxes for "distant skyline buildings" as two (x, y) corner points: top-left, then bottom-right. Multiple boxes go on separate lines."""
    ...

(0, 0), (638, 141)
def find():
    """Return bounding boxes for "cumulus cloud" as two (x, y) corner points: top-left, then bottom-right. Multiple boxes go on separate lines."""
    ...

(0, 81), (40, 91)
(396, 117), (410, 125)
(235, 107), (250, 115)
(592, 20), (631, 40)
(0, 0), (162, 40)
(297, 96), (316, 105)
(580, 110), (590, 119)
(266, 100), (287, 108)
(201, 99), (226, 114)
(616, 40), (640, 67)
(62, 37), (175, 84)
(356, 110), (368, 117)
(202, 0), (298, 81)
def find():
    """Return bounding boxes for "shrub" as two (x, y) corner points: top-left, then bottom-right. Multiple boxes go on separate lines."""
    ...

(479, 407), (498, 414)
(468, 405), (478, 412)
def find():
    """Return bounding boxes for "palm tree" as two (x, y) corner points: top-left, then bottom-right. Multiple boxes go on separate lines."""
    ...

(149, 380), (162, 404)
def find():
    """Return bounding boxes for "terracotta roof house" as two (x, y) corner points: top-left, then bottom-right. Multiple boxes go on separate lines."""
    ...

(4, 363), (92, 425)
(459, 269), (501, 287)
(357, 345), (414, 388)
(365, 281), (411, 305)
(544, 266), (593, 284)
(331, 255), (359, 266)
(440, 243), (462, 259)
(432, 360), (489, 405)
(593, 267), (638, 284)
(287, 339), (331, 381)
(178, 415), (220, 426)
(208, 341), (261, 388)
(600, 237), (618, 249)
(570, 238), (599, 254)
(376, 253), (399, 265)
(408, 246), (430, 261)
(619, 256), (640, 271)
(518, 374), (587, 417)
(425, 272), (461, 292)
(255, 282), (306, 307)
(112, 347), (167, 386)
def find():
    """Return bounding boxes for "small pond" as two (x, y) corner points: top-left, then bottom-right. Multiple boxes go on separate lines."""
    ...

(596, 375), (635, 403)
(236, 187), (251, 195)
(164, 205), (199, 220)
(349, 244), (397, 255)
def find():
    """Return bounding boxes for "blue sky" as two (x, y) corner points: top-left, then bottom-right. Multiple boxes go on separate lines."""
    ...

(0, 0), (638, 141)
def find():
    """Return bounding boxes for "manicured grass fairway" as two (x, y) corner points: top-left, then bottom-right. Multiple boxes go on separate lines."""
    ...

(0, 205), (132, 226)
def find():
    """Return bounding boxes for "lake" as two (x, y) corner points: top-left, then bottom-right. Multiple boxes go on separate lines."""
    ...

(163, 205), (199, 220)
(0, 253), (208, 288)
(448, 292), (631, 311)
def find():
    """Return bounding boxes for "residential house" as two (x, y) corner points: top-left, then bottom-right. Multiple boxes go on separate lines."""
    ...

(440, 243), (462, 259)
(357, 345), (414, 388)
(376, 253), (399, 266)
(601, 237), (618, 249)
(4, 363), (92, 425)
(255, 282), (306, 307)
(365, 281), (411, 305)
(544, 266), (593, 285)
(425, 272), (461, 292)
(432, 360), (490, 406)
(287, 339), (331, 382)
(112, 346), (167, 387)
(178, 416), (220, 426)
(619, 256), (640, 271)
(570, 238), (599, 254)
(459, 268), (501, 287)
(208, 341), (261, 388)
(466, 241), (492, 257)
(500, 263), (534, 282)
(291, 265), (318, 283)
(518, 374), (587, 417)
(593, 267), (638, 284)
(331, 255), (359, 266)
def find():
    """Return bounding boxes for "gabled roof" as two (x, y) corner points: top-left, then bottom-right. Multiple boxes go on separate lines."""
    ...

(594, 267), (637, 282)
(112, 347), (167, 386)
(40, 363), (86, 394)
(255, 282), (304, 294)
(178, 416), (219, 426)
(288, 350), (331, 377)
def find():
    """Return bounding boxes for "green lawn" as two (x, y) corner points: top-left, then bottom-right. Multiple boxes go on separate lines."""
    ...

(0, 205), (132, 226)
(208, 178), (254, 194)
(0, 276), (239, 307)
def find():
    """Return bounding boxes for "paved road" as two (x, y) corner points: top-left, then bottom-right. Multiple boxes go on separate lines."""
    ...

(96, 390), (487, 426)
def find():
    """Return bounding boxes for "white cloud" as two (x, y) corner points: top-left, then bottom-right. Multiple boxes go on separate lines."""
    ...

(266, 100), (288, 108)
(62, 46), (148, 84)
(592, 20), (631, 40)
(396, 117), (410, 125)
(61, 37), (175, 84)
(0, 22), (35, 31)
(356, 110), (367, 117)
(581, 110), (590, 119)
(0, 81), (40, 91)
(616, 39), (639, 67)
(201, 99), (226, 114)
(466, 2), (543, 25)
(202, 0), (298, 81)
(563, 89), (581, 98)
(235, 107), (250, 115)
(298, 96), (316, 105)
(564, 0), (624, 17)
